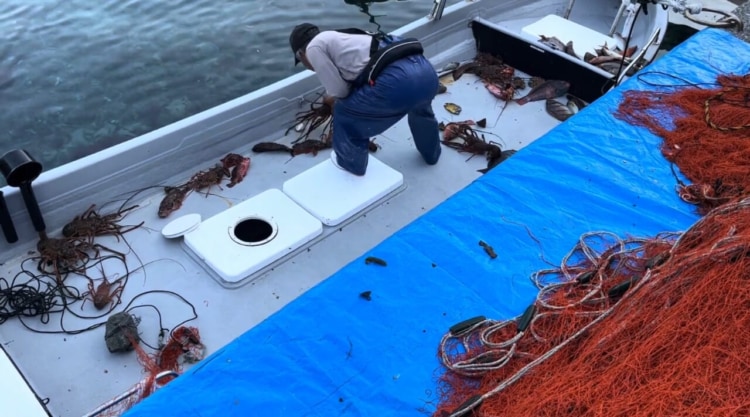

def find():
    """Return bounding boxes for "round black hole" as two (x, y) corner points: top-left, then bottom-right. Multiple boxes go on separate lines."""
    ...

(234, 218), (273, 243)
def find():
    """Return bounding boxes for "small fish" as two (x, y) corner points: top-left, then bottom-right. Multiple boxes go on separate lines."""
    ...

(451, 61), (479, 81)
(545, 99), (574, 122)
(437, 83), (447, 94)
(359, 290), (372, 301)
(595, 41), (615, 55)
(539, 35), (566, 51)
(444, 103), (462, 115)
(478, 149), (516, 174)
(485, 83), (514, 101)
(442, 61), (460, 71)
(501, 149), (517, 160)
(563, 41), (579, 59)
(516, 80), (570, 106)
(291, 139), (330, 156)
(158, 186), (191, 219)
(364, 256), (387, 266)
(587, 55), (623, 65)
(602, 46), (632, 61)
(485, 83), (503, 98)
(566, 94), (587, 113)
(528, 76), (546, 89)
(437, 61), (460, 77)
(252, 142), (293, 154)
(598, 62), (637, 76)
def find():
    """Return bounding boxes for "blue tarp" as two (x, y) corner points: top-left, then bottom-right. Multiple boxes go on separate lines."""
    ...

(125, 28), (746, 416)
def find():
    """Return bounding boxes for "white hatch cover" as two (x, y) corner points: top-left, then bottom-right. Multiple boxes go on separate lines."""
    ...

(282, 152), (404, 226)
(161, 213), (202, 239)
(182, 188), (322, 287)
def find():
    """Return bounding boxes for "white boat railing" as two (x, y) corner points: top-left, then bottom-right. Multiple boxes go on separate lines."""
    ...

(429, 0), (449, 21)
(609, 1), (632, 36)
(563, 0), (576, 19)
(615, 26), (662, 86)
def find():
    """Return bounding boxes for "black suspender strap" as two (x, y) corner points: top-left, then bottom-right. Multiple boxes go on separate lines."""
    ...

(358, 38), (424, 87)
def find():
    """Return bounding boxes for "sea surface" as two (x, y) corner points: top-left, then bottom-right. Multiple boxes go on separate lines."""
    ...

(0, 0), (439, 179)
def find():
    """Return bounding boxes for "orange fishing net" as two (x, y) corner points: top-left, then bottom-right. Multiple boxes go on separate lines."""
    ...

(432, 73), (750, 416)
(614, 73), (750, 214)
(433, 198), (750, 416)
(89, 326), (205, 416)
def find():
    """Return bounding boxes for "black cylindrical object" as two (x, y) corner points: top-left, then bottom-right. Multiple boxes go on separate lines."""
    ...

(0, 150), (42, 187)
(0, 149), (46, 234)
(0, 190), (18, 243)
(19, 182), (45, 232)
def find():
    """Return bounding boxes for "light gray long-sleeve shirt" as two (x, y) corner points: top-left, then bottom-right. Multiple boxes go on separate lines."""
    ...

(305, 31), (372, 98)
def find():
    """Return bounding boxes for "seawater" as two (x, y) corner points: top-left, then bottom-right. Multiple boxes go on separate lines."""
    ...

(0, 0), (437, 181)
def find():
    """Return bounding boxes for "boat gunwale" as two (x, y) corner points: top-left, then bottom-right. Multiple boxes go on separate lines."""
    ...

(0, 0), (668, 274)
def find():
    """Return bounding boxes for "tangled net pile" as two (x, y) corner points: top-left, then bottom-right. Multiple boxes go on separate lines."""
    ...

(433, 71), (750, 416)
(434, 199), (750, 416)
(94, 326), (205, 417)
(614, 73), (750, 214)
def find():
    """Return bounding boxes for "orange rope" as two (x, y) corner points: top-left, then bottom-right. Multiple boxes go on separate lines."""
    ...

(434, 200), (750, 416)
(614, 73), (750, 214)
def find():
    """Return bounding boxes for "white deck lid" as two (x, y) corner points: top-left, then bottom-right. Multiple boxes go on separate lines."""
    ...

(182, 188), (323, 286)
(161, 213), (202, 238)
(282, 152), (404, 226)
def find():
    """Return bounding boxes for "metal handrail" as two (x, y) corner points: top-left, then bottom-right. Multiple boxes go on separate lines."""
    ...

(429, 0), (449, 21)
(615, 26), (661, 86)
(563, 0), (576, 19)
(609, 1), (630, 36)
(684, 7), (743, 30)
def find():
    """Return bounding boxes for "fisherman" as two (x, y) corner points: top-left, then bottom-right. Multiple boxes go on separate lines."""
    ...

(288, 23), (441, 176)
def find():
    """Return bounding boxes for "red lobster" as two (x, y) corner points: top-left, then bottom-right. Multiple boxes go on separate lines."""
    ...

(83, 275), (126, 310)
(220, 153), (251, 188)
(441, 124), (502, 162)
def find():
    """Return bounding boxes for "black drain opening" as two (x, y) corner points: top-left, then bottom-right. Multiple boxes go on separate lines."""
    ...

(234, 218), (273, 243)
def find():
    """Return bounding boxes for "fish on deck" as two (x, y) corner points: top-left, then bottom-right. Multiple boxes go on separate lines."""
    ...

(516, 80), (570, 106)
(544, 94), (589, 122)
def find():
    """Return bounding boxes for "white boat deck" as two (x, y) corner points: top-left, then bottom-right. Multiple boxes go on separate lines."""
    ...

(0, 67), (560, 417)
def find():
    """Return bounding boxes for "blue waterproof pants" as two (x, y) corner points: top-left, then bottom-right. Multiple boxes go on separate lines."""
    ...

(332, 54), (441, 175)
